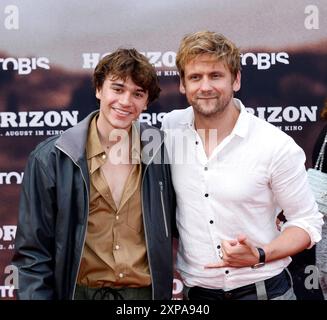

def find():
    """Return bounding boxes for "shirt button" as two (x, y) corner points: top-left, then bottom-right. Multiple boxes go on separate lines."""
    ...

(205, 193), (209, 197)
(116, 215), (119, 220)
(217, 245), (221, 249)
(195, 141), (199, 145)
(102, 154), (106, 159)
(209, 220), (214, 224)
(204, 167), (208, 171)
(115, 245), (120, 250)
(119, 273), (124, 278)
(225, 270), (229, 275)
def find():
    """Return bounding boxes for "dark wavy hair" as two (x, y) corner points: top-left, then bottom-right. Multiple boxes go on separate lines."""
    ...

(93, 48), (161, 104)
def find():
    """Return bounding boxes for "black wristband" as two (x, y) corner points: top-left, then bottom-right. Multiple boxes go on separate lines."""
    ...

(257, 247), (266, 263)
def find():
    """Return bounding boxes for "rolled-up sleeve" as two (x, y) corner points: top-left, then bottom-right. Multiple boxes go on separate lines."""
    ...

(270, 138), (324, 248)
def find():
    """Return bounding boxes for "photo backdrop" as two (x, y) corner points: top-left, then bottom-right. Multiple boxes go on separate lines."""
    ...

(0, 0), (326, 299)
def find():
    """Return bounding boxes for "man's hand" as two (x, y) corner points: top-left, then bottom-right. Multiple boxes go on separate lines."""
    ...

(204, 235), (259, 268)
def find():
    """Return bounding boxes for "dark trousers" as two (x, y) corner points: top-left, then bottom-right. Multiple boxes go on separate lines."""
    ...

(185, 270), (296, 300)
(74, 284), (152, 300)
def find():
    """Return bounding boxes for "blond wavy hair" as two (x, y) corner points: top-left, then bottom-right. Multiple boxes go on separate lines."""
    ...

(176, 31), (241, 81)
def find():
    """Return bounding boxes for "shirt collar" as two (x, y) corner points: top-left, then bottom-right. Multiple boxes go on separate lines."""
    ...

(230, 98), (249, 138)
(86, 115), (105, 160)
(178, 98), (250, 138)
(131, 121), (141, 164)
(86, 116), (141, 163)
(178, 106), (196, 128)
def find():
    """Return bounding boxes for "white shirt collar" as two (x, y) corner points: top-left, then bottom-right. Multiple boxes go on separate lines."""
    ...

(178, 98), (250, 138)
(230, 98), (249, 138)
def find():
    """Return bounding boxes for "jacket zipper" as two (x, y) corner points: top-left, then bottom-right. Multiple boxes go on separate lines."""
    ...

(55, 145), (89, 300)
(57, 134), (165, 300)
(141, 138), (165, 300)
(159, 181), (169, 238)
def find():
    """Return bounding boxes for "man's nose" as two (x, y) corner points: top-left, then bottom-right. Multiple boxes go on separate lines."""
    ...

(119, 92), (132, 105)
(199, 78), (212, 92)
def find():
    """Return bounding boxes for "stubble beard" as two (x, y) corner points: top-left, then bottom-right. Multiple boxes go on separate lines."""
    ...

(192, 93), (233, 118)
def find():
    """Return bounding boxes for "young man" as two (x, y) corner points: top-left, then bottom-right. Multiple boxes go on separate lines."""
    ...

(12, 48), (175, 300)
(162, 31), (323, 300)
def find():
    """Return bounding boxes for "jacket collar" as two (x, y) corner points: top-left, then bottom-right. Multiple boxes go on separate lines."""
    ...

(55, 111), (98, 164)
(55, 110), (164, 164)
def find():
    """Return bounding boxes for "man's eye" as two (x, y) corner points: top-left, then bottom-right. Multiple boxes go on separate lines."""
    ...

(189, 75), (199, 80)
(212, 74), (221, 79)
(134, 92), (144, 98)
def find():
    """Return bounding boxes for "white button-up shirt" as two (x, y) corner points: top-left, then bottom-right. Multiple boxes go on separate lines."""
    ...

(162, 98), (323, 290)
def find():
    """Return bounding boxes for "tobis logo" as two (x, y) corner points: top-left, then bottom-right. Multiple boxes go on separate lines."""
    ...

(241, 52), (289, 70)
(0, 57), (50, 75)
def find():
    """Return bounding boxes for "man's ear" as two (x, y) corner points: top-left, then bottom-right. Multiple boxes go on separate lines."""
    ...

(95, 88), (101, 100)
(179, 79), (186, 94)
(143, 104), (148, 111)
(233, 71), (241, 93)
